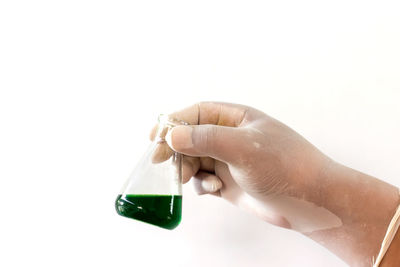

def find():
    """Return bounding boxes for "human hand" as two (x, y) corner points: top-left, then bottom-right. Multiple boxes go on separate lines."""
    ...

(150, 102), (337, 232)
(150, 101), (400, 266)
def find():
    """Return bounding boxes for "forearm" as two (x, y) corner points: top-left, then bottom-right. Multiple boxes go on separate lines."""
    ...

(304, 161), (399, 266)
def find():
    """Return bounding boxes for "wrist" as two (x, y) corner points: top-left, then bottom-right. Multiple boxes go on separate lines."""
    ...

(307, 161), (400, 266)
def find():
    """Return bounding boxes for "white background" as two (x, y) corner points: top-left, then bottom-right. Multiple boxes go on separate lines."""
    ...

(1, 0), (400, 266)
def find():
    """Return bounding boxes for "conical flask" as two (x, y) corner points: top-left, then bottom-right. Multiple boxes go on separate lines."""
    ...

(115, 115), (187, 230)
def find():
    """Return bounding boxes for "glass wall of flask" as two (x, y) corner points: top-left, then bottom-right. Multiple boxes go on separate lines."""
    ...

(115, 116), (185, 230)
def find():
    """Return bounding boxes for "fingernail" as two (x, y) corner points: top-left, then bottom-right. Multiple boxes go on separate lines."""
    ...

(166, 125), (193, 151)
(202, 179), (222, 193)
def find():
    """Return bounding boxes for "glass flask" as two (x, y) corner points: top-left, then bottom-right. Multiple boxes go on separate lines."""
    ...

(115, 115), (187, 230)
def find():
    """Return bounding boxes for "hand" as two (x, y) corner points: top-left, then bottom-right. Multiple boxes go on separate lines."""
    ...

(150, 102), (399, 266)
(151, 102), (335, 231)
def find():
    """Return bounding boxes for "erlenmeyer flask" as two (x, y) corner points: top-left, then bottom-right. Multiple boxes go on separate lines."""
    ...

(115, 115), (187, 230)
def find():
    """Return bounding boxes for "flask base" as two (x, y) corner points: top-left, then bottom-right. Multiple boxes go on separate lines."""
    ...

(115, 194), (182, 230)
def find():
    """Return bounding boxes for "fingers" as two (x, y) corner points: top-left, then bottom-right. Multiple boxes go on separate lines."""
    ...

(154, 150), (222, 196)
(192, 171), (223, 195)
(150, 102), (254, 141)
(149, 102), (260, 165)
(150, 123), (173, 163)
(151, 141), (173, 163)
(166, 124), (254, 165)
(182, 156), (200, 184)
(182, 157), (214, 183)
(199, 157), (214, 172)
(169, 101), (252, 127)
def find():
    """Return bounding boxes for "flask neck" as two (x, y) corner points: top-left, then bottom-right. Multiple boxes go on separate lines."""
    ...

(155, 114), (189, 142)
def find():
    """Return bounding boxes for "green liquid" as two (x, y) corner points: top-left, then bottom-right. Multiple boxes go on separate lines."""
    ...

(115, 194), (182, 230)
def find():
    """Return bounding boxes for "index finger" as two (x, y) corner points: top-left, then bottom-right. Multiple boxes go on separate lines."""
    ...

(171, 101), (254, 126)
(150, 102), (253, 141)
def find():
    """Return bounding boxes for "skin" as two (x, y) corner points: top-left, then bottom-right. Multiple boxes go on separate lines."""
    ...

(150, 102), (399, 267)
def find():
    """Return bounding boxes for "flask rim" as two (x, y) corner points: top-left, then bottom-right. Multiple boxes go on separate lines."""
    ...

(157, 114), (189, 127)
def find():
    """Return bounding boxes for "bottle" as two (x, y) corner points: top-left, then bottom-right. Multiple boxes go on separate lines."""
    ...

(115, 115), (187, 230)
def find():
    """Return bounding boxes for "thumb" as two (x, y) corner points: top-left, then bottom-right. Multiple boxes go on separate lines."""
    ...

(165, 124), (250, 164)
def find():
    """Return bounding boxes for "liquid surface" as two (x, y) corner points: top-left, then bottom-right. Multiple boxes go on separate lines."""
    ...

(115, 194), (182, 230)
